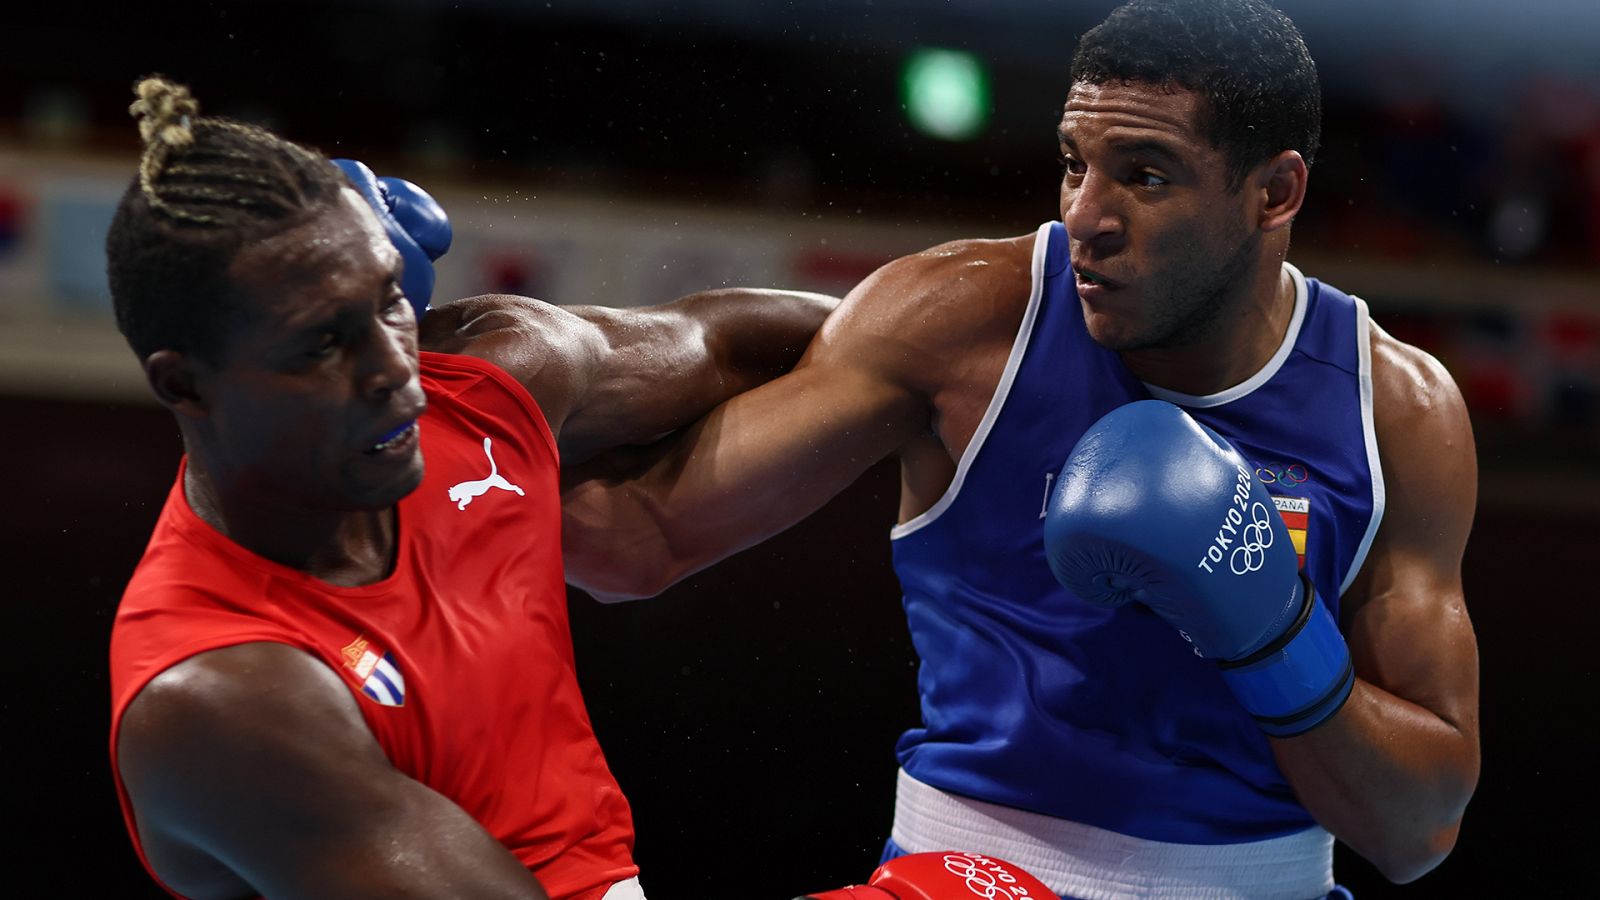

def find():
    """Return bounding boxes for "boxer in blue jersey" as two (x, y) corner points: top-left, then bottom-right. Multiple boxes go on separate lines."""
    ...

(563, 1), (1480, 896)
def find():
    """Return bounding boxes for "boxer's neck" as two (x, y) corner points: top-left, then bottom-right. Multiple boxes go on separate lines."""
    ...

(183, 457), (399, 587)
(1120, 262), (1295, 398)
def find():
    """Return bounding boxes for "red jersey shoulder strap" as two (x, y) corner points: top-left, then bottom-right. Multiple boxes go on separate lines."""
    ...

(419, 351), (558, 466)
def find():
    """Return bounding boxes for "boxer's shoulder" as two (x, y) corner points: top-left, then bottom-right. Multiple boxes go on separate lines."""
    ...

(419, 293), (595, 402)
(820, 233), (1035, 389)
(1342, 317), (1475, 615)
(118, 642), (368, 898)
(421, 293), (569, 353)
(1367, 319), (1467, 428)
(1365, 319), (1473, 497)
(870, 233), (1035, 317)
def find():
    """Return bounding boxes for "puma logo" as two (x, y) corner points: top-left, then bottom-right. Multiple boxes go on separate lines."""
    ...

(448, 437), (525, 510)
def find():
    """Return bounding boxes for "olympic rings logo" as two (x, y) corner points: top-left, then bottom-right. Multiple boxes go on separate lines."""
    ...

(940, 853), (1031, 898)
(1256, 463), (1308, 485)
(1229, 501), (1276, 574)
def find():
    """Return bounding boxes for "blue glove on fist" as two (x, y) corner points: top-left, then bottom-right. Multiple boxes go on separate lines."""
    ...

(1043, 400), (1354, 737)
(332, 158), (453, 317)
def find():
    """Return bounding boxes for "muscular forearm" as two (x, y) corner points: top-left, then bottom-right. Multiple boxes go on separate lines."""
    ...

(1273, 678), (1479, 883)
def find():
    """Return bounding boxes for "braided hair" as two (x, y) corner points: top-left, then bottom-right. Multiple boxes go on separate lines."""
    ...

(106, 76), (345, 363)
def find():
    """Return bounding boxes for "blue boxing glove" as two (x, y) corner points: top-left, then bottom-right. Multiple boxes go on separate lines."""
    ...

(1044, 400), (1354, 737)
(331, 158), (453, 317)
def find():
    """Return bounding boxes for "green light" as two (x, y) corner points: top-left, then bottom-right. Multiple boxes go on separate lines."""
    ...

(902, 48), (989, 141)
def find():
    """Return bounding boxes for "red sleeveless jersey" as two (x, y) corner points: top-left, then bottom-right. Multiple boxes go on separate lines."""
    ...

(108, 351), (636, 900)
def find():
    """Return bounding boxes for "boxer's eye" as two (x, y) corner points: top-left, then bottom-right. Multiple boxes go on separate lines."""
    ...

(309, 332), (340, 358)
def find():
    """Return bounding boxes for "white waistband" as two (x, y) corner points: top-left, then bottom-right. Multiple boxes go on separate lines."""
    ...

(602, 876), (646, 900)
(891, 769), (1334, 900)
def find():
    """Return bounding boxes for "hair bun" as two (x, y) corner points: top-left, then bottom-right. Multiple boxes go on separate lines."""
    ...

(129, 76), (200, 151)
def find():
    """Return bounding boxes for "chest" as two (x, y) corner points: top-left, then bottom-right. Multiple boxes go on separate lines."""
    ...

(328, 418), (570, 758)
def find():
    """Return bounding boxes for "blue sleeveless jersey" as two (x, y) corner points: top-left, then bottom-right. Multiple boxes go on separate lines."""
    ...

(890, 222), (1385, 844)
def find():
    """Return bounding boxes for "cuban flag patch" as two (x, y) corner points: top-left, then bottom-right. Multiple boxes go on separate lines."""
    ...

(340, 635), (406, 707)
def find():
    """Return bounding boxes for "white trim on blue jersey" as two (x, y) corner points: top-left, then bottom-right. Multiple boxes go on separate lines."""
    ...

(1143, 263), (1310, 408)
(891, 222), (1055, 541)
(1342, 295), (1387, 597)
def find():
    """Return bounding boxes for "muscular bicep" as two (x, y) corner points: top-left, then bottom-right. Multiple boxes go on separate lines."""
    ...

(117, 643), (546, 900)
(558, 289), (841, 461)
(424, 290), (837, 465)
(1342, 330), (1480, 734)
(552, 302), (721, 461)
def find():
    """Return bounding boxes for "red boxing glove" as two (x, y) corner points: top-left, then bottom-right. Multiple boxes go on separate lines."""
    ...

(797, 851), (1059, 900)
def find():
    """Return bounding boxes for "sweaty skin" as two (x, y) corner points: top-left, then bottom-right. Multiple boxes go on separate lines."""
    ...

(117, 188), (837, 899)
(420, 288), (839, 466)
(562, 82), (1479, 884)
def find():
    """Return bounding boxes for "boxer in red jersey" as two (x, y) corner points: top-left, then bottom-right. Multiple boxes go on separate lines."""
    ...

(106, 77), (835, 900)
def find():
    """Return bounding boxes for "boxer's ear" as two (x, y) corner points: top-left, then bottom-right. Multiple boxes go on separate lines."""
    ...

(145, 350), (211, 418)
(1254, 149), (1308, 233)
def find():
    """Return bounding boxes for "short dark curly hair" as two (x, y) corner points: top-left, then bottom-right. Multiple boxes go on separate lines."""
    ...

(1070, 0), (1321, 191)
(106, 76), (345, 365)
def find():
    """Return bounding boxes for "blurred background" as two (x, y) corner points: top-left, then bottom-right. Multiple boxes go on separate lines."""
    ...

(3, 0), (1597, 895)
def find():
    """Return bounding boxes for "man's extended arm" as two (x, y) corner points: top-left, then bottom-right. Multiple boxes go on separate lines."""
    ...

(420, 288), (838, 463)
(118, 644), (550, 900)
(555, 242), (1025, 600)
(359, 157), (838, 463)
(1271, 325), (1481, 883)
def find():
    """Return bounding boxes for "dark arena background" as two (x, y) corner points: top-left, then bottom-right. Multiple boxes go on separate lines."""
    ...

(4, 0), (1597, 896)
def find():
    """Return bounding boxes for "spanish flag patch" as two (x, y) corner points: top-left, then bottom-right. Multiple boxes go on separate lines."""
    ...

(1271, 496), (1309, 570)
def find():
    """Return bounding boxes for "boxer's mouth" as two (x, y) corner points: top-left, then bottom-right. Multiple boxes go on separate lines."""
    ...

(366, 421), (418, 454)
(1075, 266), (1118, 288)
